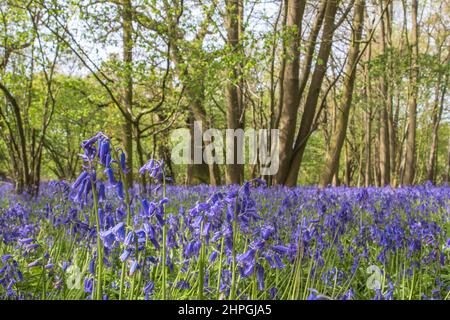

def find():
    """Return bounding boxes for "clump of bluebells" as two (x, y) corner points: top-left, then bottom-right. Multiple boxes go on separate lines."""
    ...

(0, 133), (450, 300)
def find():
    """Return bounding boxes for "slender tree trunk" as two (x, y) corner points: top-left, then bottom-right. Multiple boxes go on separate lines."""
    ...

(273, 1), (288, 132)
(357, 138), (364, 186)
(364, 108), (372, 186)
(166, 1), (220, 186)
(185, 114), (211, 185)
(380, 0), (396, 184)
(273, 0), (306, 185)
(378, 107), (390, 186)
(426, 70), (446, 183)
(378, 0), (392, 186)
(135, 129), (148, 193)
(266, 2), (284, 186)
(122, 0), (134, 188)
(445, 136), (450, 184)
(283, 0), (339, 186)
(319, 0), (365, 187)
(297, 0), (328, 101)
(379, 0), (390, 186)
(402, 0), (419, 185)
(364, 24), (373, 187)
(0, 82), (30, 193)
(225, 0), (244, 184)
(344, 144), (351, 185)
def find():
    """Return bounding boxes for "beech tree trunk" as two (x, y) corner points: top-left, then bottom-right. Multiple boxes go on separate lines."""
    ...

(379, 0), (390, 186)
(225, 0), (244, 185)
(122, 0), (134, 188)
(273, 0), (306, 185)
(426, 66), (446, 183)
(282, 0), (339, 186)
(402, 0), (419, 185)
(364, 13), (373, 187)
(319, 0), (365, 187)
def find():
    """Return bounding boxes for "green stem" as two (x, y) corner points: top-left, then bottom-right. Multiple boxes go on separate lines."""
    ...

(198, 221), (206, 300)
(91, 176), (103, 301)
(216, 236), (225, 299)
(117, 148), (132, 300)
(229, 196), (239, 300)
(161, 171), (167, 300)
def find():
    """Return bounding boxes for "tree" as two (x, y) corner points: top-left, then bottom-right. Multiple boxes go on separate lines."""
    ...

(402, 0), (419, 185)
(274, 0), (306, 185)
(121, 0), (134, 187)
(0, 2), (60, 194)
(378, 0), (391, 186)
(224, 0), (244, 185)
(319, 0), (365, 187)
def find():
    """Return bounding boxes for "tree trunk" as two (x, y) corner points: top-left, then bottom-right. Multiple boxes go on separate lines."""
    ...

(384, 0), (396, 184)
(402, 0), (418, 185)
(426, 69), (446, 183)
(186, 114), (211, 185)
(282, 0), (339, 186)
(364, 16), (373, 187)
(166, 0), (220, 186)
(319, 0), (365, 187)
(225, 0), (244, 185)
(379, 0), (390, 186)
(445, 136), (450, 184)
(0, 81), (30, 193)
(273, 0), (306, 185)
(122, 0), (134, 188)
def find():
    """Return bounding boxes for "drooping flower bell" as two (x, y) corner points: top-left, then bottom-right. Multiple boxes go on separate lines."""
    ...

(139, 159), (165, 181)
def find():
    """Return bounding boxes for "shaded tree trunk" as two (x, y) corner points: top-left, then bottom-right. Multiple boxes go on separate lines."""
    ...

(225, 0), (244, 185)
(445, 136), (450, 184)
(385, 3), (397, 184)
(378, 0), (390, 186)
(282, 0), (339, 186)
(273, 0), (306, 185)
(186, 114), (211, 185)
(364, 23), (373, 187)
(426, 68), (447, 183)
(402, 0), (419, 185)
(0, 82), (30, 193)
(319, 0), (365, 187)
(122, 0), (134, 188)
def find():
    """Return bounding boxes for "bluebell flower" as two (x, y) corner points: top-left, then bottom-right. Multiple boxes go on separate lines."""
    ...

(124, 231), (134, 247)
(89, 258), (95, 275)
(116, 181), (124, 200)
(120, 249), (131, 262)
(1, 255), (12, 264)
(209, 251), (218, 263)
(72, 171), (88, 190)
(144, 281), (154, 300)
(84, 277), (93, 293)
(105, 168), (116, 185)
(237, 248), (255, 264)
(176, 280), (191, 290)
(272, 245), (289, 255)
(112, 222), (125, 240)
(98, 183), (106, 202)
(120, 152), (127, 173)
(256, 264), (264, 290)
(45, 263), (54, 270)
(129, 260), (139, 276)
(27, 260), (41, 268)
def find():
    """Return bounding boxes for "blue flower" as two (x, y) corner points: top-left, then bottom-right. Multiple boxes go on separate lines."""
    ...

(129, 260), (139, 276)
(116, 181), (124, 200)
(120, 249), (131, 262)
